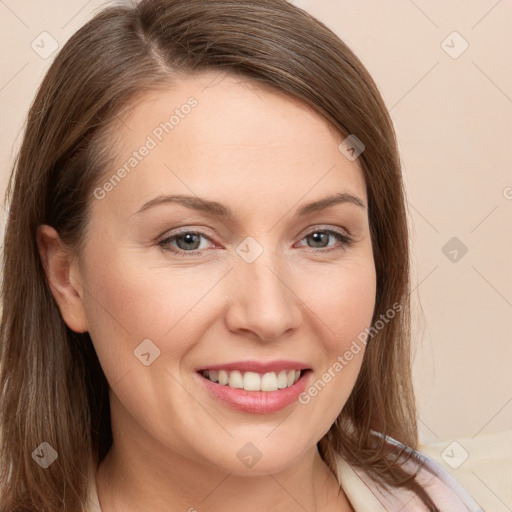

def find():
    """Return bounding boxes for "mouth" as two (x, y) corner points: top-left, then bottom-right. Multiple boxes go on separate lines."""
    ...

(196, 365), (312, 414)
(198, 368), (309, 392)
(195, 360), (312, 413)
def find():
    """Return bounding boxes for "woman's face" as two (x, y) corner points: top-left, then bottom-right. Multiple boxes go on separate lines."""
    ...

(75, 72), (376, 475)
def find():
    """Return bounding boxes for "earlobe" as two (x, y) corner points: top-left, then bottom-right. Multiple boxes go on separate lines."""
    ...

(36, 225), (89, 333)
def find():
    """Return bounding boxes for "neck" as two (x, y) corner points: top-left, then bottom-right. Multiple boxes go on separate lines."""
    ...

(96, 439), (348, 510)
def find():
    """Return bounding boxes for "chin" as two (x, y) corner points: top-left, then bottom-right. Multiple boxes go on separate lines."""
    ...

(198, 437), (312, 477)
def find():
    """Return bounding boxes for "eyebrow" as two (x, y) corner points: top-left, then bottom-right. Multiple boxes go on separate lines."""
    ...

(134, 192), (366, 218)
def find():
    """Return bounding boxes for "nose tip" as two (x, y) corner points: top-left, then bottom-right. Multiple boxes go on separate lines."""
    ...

(225, 258), (303, 342)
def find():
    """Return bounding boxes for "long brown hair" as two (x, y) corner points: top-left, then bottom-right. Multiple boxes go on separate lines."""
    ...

(1, 0), (431, 510)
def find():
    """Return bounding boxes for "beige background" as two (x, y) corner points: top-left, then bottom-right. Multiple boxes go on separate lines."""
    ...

(1, 0), (511, 504)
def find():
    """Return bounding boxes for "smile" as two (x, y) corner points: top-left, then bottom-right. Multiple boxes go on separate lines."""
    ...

(201, 369), (302, 392)
(196, 361), (312, 414)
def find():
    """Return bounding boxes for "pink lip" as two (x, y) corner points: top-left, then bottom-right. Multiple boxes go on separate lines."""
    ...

(196, 359), (311, 374)
(196, 369), (312, 414)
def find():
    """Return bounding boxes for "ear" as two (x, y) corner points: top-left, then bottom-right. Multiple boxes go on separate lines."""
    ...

(36, 225), (89, 333)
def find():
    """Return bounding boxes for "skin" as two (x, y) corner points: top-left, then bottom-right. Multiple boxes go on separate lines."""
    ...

(37, 71), (376, 512)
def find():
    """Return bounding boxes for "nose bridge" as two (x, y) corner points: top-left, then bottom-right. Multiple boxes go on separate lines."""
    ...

(227, 240), (302, 341)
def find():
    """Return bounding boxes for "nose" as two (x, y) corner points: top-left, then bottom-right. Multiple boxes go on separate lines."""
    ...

(225, 249), (303, 342)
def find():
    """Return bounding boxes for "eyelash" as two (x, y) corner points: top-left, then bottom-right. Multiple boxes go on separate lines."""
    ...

(158, 227), (354, 257)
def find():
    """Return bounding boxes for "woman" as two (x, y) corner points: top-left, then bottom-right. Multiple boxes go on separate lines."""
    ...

(0, 0), (483, 510)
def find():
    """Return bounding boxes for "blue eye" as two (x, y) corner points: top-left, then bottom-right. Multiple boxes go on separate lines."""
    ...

(158, 228), (354, 256)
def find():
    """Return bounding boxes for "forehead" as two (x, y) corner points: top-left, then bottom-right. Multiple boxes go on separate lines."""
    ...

(93, 71), (367, 217)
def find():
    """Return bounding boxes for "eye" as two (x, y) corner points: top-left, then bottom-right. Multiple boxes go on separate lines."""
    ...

(158, 227), (354, 257)
(158, 231), (215, 256)
(296, 228), (354, 253)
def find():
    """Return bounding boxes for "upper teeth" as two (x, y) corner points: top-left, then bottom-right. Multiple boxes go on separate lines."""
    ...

(202, 369), (301, 391)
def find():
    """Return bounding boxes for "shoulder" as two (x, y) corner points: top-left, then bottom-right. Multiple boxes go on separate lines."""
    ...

(334, 434), (484, 512)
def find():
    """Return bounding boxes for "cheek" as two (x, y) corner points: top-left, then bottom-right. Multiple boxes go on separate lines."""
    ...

(81, 234), (376, 388)
(79, 245), (226, 381)
(307, 257), (377, 351)
(295, 257), (376, 420)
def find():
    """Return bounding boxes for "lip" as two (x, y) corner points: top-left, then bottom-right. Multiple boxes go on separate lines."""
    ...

(196, 359), (311, 374)
(196, 369), (312, 414)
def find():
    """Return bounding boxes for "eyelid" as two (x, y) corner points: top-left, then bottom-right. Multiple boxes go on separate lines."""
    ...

(300, 224), (351, 239)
